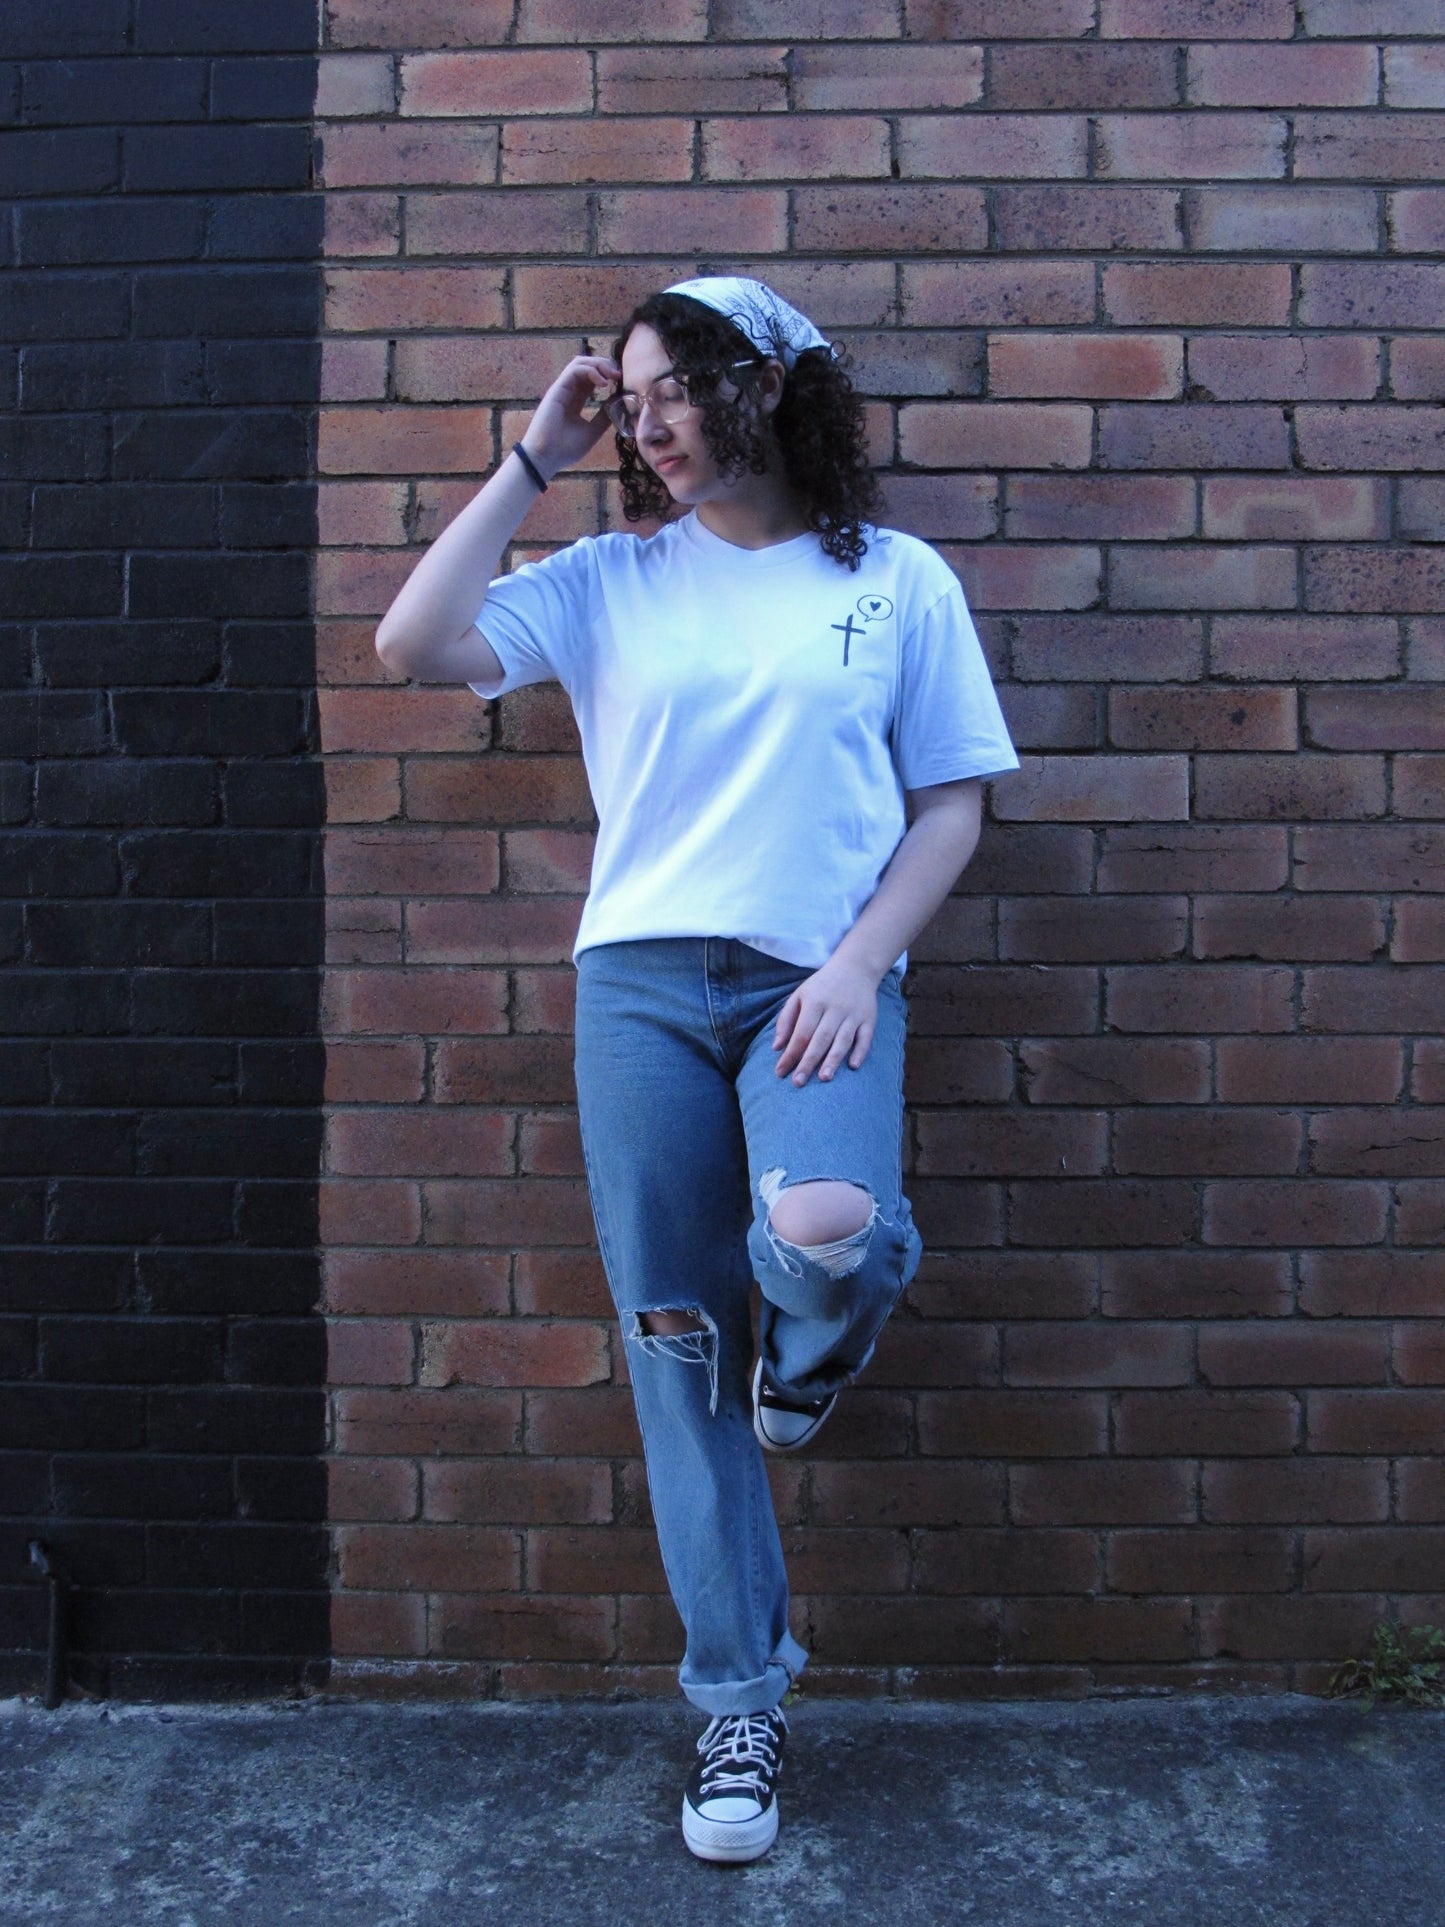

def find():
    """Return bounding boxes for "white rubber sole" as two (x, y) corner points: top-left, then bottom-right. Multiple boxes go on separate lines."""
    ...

(681, 1794), (779, 1863)
(751, 1356), (836, 1454)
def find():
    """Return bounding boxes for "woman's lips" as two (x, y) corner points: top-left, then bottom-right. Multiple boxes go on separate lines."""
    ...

(654, 454), (685, 474)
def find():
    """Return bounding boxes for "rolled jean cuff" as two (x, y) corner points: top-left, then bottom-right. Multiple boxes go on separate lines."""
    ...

(679, 1627), (809, 1718)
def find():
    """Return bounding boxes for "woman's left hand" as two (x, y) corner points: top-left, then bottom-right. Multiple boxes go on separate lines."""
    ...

(773, 955), (881, 1086)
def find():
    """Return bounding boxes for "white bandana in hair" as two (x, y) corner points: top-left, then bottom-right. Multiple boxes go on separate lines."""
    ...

(662, 276), (834, 369)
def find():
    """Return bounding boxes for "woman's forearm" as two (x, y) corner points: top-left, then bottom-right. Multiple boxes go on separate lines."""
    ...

(374, 444), (547, 677)
(830, 792), (984, 985)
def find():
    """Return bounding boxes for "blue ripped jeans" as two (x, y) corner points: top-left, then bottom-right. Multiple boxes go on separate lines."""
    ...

(573, 937), (923, 1718)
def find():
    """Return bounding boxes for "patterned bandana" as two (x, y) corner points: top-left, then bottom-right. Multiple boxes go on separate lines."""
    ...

(661, 275), (835, 369)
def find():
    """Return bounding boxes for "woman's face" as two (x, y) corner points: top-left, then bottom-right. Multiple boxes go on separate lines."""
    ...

(617, 321), (780, 506)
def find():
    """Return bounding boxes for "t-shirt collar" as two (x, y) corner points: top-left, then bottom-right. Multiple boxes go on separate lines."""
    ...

(679, 510), (822, 569)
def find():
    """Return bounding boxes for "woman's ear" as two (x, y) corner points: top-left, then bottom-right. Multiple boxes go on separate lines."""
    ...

(755, 357), (787, 419)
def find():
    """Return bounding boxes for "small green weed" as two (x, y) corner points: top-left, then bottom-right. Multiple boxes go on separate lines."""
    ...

(1327, 1619), (1445, 1709)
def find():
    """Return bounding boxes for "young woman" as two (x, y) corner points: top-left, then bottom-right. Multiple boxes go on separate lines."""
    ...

(375, 277), (1019, 1865)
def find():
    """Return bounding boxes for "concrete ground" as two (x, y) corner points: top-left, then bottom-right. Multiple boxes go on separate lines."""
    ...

(1, 1691), (1442, 1925)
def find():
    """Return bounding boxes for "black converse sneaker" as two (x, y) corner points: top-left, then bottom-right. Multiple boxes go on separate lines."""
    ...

(681, 1705), (789, 1863)
(752, 1356), (838, 1453)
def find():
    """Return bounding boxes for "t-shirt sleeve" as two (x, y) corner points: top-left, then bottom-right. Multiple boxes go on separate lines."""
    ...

(890, 576), (1020, 791)
(466, 537), (596, 701)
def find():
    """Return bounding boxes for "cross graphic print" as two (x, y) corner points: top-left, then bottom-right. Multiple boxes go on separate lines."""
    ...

(831, 614), (864, 666)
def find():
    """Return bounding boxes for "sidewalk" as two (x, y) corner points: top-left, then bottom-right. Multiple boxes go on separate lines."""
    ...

(2, 1691), (1441, 1924)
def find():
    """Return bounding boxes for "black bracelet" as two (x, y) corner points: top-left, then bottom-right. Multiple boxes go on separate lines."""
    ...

(512, 441), (548, 493)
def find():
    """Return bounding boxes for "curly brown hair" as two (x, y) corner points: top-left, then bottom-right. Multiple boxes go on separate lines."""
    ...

(609, 291), (880, 571)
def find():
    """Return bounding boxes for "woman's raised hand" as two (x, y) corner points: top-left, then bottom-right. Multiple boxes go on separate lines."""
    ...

(520, 353), (621, 482)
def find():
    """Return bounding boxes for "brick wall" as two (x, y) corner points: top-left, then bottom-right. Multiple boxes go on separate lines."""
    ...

(94, 0), (1436, 1699)
(1, 1), (329, 1696)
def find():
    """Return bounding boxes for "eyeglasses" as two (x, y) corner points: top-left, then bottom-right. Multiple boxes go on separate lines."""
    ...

(605, 360), (760, 440)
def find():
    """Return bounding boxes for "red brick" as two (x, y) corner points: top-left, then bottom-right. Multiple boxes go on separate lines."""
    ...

(324, 760), (403, 823)
(596, 187), (788, 255)
(916, 1110), (1107, 1178)
(840, 330), (984, 399)
(1204, 1179), (1388, 1246)
(1397, 1457), (1445, 1520)
(517, 1111), (582, 1178)
(714, 0), (898, 29)
(1202, 1325), (1394, 1387)
(1101, 1249), (1291, 1318)
(433, 1035), (575, 1106)
(1021, 1038), (1209, 1105)
(596, 44), (787, 113)
(1395, 899), (1445, 963)
(1000, 894), (1187, 963)
(321, 336), (390, 399)
(1303, 964), (1444, 1032)
(911, 1526), (1097, 1595)
(1009, 1596), (1193, 1664)
(510, 261), (691, 330)
(1104, 262), (1290, 327)
(1296, 112), (1445, 182)
(1418, 1040), (1445, 1102)
(1005, 476), (1193, 542)
(1111, 1526), (1295, 1594)
(324, 828), (499, 895)
(991, 754), (1186, 822)
(1211, 615), (1400, 683)
(325, 194), (401, 262)
(900, 401), (1091, 469)
(946, 544), (1101, 612)
(901, 113), (1088, 180)
(1099, 825), (1287, 893)
(1200, 1594), (1384, 1662)
(1102, 0), (1293, 30)
(1303, 0), (1439, 25)
(704, 115), (890, 182)
(1203, 1458), (1388, 1525)
(1193, 336), (1379, 406)
(324, 1040), (427, 1105)
(339, 1522), (520, 1591)
(319, 481), (408, 547)
(1099, 405), (1289, 470)
(1011, 1460), (1192, 1526)
(330, 1590), (426, 1656)
(326, 897), (401, 966)
(1115, 1388), (1298, 1454)
(1014, 614), (1204, 682)
(425, 1175), (595, 1249)
(1204, 477), (1386, 540)
(1393, 339), (1445, 402)
(318, 122), (501, 188)
(1009, 1179), (1198, 1247)
(319, 689), (491, 754)
(904, 1038), (1015, 1105)
(527, 1526), (667, 1594)
(795, 41), (982, 108)
(399, 49), (590, 116)
(510, 965), (576, 1034)
(320, 406), (497, 476)
(316, 549), (416, 619)
(421, 1318), (609, 1389)
(907, 964), (1098, 1037)
(876, 473), (997, 541)
(324, 1249), (509, 1318)
(517, 0), (706, 35)
(1188, 42), (1378, 107)
(1097, 114), (1286, 181)
(323, 967), (507, 1037)
(1410, 617), (1445, 677)
(902, 260), (1095, 327)
(1299, 265), (1445, 332)
(994, 186), (1182, 252)
(907, 0), (1093, 31)
(316, 52), (394, 116)
(1310, 1109), (1445, 1178)
(989, 333), (1181, 401)
(1111, 547), (1296, 613)
(1109, 686), (1297, 751)
(405, 190), (590, 257)
(1116, 1108), (1301, 1176)
(1395, 1322), (1445, 1385)
(404, 755), (591, 824)
(990, 42), (1177, 110)
(316, 1173), (417, 1246)
(325, 0), (511, 46)
(500, 828), (595, 893)
(1107, 964), (1293, 1033)
(328, 1108), (511, 1179)
(1306, 1389), (1445, 1455)
(1303, 1524), (1445, 1592)
(328, 1317), (414, 1386)
(910, 1250), (1096, 1321)
(793, 184), (988, 254)
(325, 268), (506, 333)
(435, 1592), (615, 1662)
(329, 1455), (419, 1523)
(1389, 186), (1445, 253)
(1186, 184), (1380, 253)
(1307, 683), (1445, 746)
(1195, 755), (1385, 821)
(1196, 896), (1386, 962)
(405, 897), (580, 965)
(1006, 1320), (1194, 1386)
(336, 1386), (520, 1456)
(1399, 1181), (1445, 1246)
(918, 1388), (1107, 1458)
(500, 117), (692, 186)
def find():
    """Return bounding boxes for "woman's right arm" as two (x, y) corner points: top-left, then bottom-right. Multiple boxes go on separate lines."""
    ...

(374, 351), (621, 683)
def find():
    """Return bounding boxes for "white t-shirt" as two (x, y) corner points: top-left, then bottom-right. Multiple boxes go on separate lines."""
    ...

(468, 511), (1018, 975)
